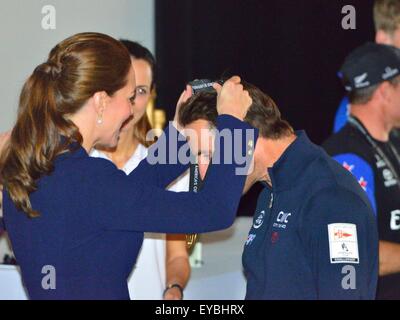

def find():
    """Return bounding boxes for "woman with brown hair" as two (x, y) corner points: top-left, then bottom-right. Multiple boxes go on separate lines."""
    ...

(91, 40), (190, 300)
(0, 32), (255, 299)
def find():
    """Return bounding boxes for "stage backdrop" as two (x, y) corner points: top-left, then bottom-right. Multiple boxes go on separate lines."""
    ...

(155, 0), (375, 215)
(155, 0), (374, 144)
(0, 0), (155, 132)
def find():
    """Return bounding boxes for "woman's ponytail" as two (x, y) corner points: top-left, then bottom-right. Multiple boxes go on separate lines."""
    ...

(2, 62), (80, 217)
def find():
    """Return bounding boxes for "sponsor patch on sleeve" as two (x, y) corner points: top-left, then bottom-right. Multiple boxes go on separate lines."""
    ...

(328, 223), (359, 264)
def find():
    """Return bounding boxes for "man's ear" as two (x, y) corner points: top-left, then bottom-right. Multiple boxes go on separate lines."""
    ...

(376, 30), (394, 45)
(376, 82), (392, 105)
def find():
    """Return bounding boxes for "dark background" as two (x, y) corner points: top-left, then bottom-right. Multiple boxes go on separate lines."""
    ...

(155, 0), (375, 215)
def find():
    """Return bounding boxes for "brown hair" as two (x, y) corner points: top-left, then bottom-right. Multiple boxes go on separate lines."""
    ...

(178, 81), (293, 139)
(0, 32), (131, 218)
(243, 81), (294, 139)
(374, 0), (400, 34)
(178, 92), (218, 127)
(133, 115), (153, 148)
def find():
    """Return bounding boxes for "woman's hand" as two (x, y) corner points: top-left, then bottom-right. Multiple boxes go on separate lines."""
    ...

(173, 85), (193, 132)
(213, 76), (252, 121)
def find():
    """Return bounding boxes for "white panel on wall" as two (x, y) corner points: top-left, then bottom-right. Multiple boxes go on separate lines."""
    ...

(0, 0), (155, 131)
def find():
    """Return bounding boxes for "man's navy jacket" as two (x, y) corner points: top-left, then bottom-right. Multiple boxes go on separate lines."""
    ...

(243, 131), (379, 299)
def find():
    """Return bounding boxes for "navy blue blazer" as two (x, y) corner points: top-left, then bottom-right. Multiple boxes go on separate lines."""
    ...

(3, 115), (257, 299)
(243, 132), (378, 299)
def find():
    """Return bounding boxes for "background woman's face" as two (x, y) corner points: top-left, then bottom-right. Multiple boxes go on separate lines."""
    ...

(120, 57), (153, 132)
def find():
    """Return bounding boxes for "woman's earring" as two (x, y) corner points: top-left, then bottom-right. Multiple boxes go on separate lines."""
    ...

(97, 106), (104, 125)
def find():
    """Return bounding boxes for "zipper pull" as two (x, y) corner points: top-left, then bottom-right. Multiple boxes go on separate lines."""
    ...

(269, 193), (274, 209)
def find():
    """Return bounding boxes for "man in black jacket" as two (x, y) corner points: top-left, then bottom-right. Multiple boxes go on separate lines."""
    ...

(323, 43), (400, 299)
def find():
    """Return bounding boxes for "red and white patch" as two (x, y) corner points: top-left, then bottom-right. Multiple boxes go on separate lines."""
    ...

(328, 223), (359, 264)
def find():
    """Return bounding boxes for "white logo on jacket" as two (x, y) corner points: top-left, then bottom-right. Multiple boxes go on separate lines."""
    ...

(246, 234), (257, 246)
(273, 211), (292, 229)
(253, 210), (266, 229)
(375, 155), (398, 187)
(390, 210), (400, 231)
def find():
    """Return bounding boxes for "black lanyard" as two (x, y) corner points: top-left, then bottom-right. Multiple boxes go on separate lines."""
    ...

(348, 116), (400, 187)
(187, 162), (209, 250)
(189, 159), (211, 192)
(189, 163), (203, 193)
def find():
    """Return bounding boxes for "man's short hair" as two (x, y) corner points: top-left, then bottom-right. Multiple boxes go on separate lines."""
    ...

(178, 92), (218, 128)
(178, 81), (294, 140)
(349, 75), (400, 105)
(242, 81), (294, 140)
(374, 0), (400, 34)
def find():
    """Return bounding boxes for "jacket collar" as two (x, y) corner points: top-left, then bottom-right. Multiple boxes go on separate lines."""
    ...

(267, 131), (321, 192)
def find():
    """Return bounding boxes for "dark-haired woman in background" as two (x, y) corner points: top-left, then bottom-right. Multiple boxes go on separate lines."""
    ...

(91, 40), (190, 300)
(0, 32), (255, 299)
